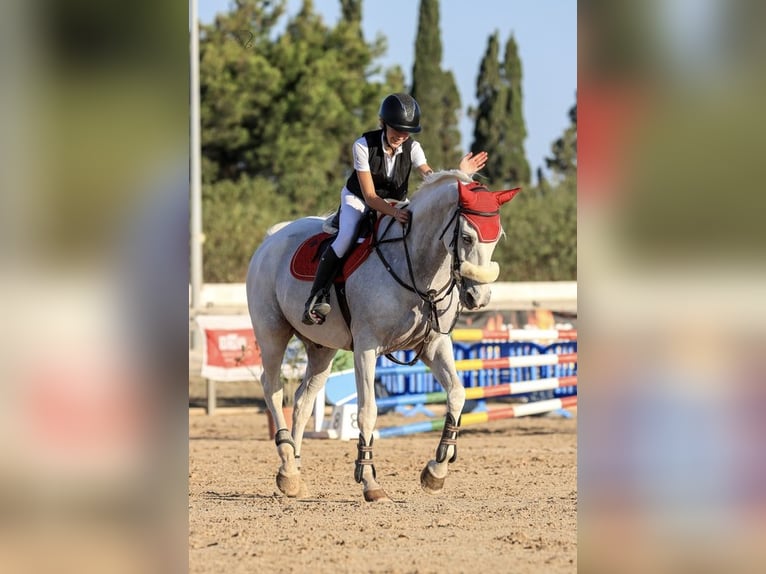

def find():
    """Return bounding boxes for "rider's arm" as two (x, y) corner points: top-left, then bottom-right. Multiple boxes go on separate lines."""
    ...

(358, 171), (409, 224)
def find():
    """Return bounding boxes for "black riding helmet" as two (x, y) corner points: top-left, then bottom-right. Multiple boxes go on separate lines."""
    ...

(379, 93), (422, 133)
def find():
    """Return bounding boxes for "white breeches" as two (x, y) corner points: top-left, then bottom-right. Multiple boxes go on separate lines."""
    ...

(330, 188), (368, 258)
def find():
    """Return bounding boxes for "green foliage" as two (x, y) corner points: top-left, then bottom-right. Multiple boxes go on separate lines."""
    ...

(411, 0), (462, 169)
(202, 176), (290, 282)
(546, 98), (577, 183)
(331, 350), (354, 372)
(494, 99), (578, 281)
(494, 178), (577, 281)
(199, 0), (395, 281)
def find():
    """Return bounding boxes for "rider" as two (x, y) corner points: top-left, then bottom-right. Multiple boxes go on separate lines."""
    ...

(302, 92), (488, 325)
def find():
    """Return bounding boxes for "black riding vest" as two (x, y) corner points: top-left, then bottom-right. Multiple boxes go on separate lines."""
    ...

(346, 130), (413, 202)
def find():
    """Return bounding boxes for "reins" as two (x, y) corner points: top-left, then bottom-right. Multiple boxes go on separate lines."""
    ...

(373, 207), (466, 365)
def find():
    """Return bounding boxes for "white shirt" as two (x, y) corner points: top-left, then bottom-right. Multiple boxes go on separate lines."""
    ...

(352, 131), (428, 176)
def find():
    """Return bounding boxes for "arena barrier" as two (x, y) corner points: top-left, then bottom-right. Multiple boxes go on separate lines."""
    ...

(376, 339), (577, 398)
(375, 353), (577, 377)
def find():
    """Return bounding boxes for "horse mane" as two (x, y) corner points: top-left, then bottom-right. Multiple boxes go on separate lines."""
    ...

(416, 169), (473, 193)
(408, 170), (472, 213)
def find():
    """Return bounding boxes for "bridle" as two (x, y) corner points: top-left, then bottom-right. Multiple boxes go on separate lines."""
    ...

(373, 198), (497, 365)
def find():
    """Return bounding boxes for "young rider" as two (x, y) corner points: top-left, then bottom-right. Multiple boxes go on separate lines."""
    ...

(302, 92), (488, 325)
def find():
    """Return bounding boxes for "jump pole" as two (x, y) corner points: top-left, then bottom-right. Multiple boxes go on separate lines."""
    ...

(374, 396), (578, 439)
(451, 328), (577, 342)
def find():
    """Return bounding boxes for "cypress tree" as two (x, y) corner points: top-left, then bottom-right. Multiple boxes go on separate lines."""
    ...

(503, 34), (530, 185)
(470, 32), (505, 185)
(411, 0), (462, 169)
(545, 98), (577, 183)
(471, 32), (530, 187)
(340, 0), (362, 25)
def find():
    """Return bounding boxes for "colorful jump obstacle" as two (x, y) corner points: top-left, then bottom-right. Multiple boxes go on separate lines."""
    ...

(320, 327), (578, 440)
(326, 374), (578, 440)
(374, 396), (578, 439)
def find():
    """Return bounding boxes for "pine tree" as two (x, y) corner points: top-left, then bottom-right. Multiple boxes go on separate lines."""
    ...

(411, 0), (462, 169)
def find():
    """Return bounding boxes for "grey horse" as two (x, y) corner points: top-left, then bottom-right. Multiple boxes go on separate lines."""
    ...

(246, 170), (520, 501)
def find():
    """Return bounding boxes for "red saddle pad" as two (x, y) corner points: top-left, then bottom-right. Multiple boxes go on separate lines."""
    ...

(290, 232), (374, 282)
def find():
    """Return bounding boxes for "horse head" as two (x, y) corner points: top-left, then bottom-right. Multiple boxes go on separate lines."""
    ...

(449, 178), (520, 309)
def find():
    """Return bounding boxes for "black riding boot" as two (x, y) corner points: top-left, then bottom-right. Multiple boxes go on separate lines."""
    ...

(302, 246), (342, 325)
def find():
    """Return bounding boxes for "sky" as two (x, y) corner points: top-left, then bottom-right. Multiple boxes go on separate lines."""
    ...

(197, 0), (577, 178)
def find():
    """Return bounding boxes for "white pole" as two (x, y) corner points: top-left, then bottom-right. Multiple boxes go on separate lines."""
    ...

(190, 0), (203, 347)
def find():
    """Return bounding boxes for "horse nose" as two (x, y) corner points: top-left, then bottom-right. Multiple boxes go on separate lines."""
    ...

(462, 284), (490, 310)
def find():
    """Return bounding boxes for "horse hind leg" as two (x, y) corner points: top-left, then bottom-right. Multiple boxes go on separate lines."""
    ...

(255, 329), (303, 497)
(287, 342), (337, 497)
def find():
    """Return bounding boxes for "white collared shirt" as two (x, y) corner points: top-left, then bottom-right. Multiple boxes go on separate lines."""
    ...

(352, 131), (428, 176)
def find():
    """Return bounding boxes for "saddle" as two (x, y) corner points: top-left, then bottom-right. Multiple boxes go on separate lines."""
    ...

(291, 199), (408, 282)
(290, 221), (376, 282)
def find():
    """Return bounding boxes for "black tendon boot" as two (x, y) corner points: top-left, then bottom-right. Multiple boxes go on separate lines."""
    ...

(302, 247), (342, 325)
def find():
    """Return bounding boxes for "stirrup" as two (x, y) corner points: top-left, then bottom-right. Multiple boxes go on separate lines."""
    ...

(302, 295), (331, 325)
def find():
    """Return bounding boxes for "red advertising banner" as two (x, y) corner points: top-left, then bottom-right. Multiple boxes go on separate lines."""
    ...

(196, 316), (262, 382)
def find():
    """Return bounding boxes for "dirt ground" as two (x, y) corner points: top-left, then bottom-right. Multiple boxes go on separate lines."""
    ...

(189, 394), (577, 574)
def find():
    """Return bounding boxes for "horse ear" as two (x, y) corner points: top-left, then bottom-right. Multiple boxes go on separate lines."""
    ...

(495, 187), (521, 206)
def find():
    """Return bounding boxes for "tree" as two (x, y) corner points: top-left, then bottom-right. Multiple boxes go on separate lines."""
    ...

(494, 98), (577, 281)
(545, 97), (577, 183)
(410, 0), (462, 169)
(199, 0), (397, 281)
(495, 178), (576, 281)
(502, 34), (530, 185)
(470, 32), (504, 183)
(199, 0), (286, 183)
(470, 32), (530, 187)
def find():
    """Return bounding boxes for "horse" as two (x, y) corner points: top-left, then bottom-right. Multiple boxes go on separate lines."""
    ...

(246, 170), (520, 501)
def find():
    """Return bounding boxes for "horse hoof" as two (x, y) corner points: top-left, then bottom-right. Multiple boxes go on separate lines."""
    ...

(420, 465), (445, 494)
(363, 489), (392, 503)
(276, 470), (302, 497)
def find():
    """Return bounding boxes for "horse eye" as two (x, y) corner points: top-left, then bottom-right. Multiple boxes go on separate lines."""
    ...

(461, 233), (474, 244)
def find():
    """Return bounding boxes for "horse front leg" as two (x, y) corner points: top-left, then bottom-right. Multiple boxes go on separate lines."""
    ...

(419, 336), (467, 494)
(353, 347), (392, 502)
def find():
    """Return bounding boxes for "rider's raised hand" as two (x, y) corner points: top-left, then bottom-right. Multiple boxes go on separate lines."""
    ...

(459, 151), (488, 176)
